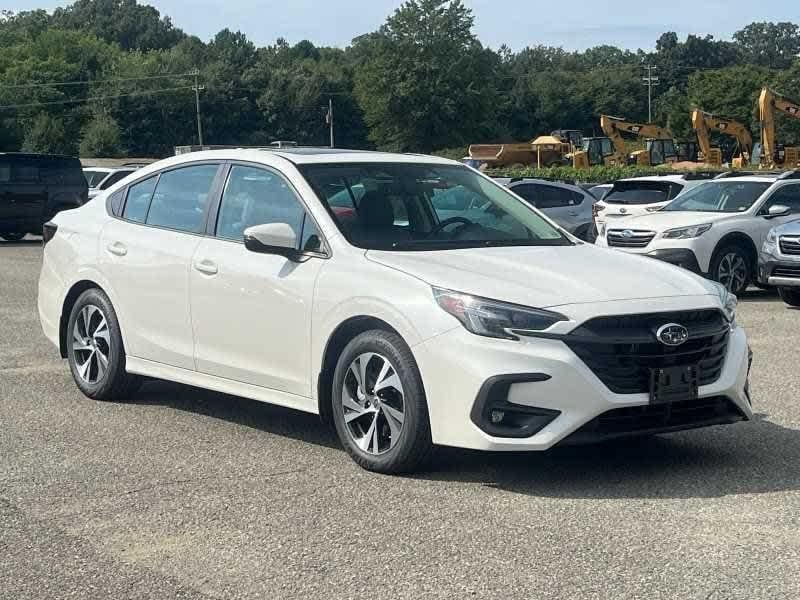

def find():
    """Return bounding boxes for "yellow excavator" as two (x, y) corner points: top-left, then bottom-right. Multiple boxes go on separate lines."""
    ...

(691, 109), (753, 168)
(759, 87), (800, 169)
(599, 115), (678, 166)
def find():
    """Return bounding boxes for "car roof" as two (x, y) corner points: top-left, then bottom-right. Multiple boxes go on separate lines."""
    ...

(499, 177), (583, 189)
(619, 175), (693, 183)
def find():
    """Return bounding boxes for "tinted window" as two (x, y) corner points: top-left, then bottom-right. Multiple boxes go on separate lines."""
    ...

(123, 176), (157, 223)
(664, 182), (771, 213)
(762, 184), (800, 214)
(302, 163), (568, 251)
(514, 184), (580, 209)
(216, 165), (305, 241)
(146, 165), (218, 233)
(605, 182), (673, 205)
(12, 162), (40, 183)
(100, 170), (133, 189)
(84, 170), (108, 187)
(108, 189), (125, 217)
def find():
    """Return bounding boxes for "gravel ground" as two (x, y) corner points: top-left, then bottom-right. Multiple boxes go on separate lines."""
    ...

(1, 239), (799, 599)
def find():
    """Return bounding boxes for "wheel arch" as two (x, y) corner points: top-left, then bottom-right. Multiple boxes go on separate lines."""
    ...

(58, 280), (114, 358)
(710, 232), (759, 274)
(316, 316), (404, 425)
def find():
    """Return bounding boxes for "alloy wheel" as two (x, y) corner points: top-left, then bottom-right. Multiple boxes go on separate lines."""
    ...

(341, 352), (405, 455)
(72, 304), (111, 384)
(717, 252), (747, 293)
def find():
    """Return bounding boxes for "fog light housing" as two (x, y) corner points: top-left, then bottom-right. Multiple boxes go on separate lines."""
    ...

(471, 374), (561, 438)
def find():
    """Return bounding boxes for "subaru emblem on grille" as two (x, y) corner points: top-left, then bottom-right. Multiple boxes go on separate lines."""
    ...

(657, 323), (689, 347)
(621, 229), (634, 238)
(619, 207), (628, 214)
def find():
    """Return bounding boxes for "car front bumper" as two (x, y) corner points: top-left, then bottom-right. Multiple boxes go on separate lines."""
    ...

(413, 321), (752, 452)
(758, 252), (800, 288)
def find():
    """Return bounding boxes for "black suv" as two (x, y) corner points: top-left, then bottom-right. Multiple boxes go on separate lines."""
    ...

(0, 153), (88, 241)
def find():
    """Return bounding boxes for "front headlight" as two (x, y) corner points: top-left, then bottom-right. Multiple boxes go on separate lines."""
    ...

(433, 288), (567, 340)
(764, 228), (778, 247)
(661, 223), (712, 239)
(712, 281), (738, 327)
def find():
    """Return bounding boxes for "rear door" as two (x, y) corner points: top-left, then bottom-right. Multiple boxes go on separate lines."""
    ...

(512, 183), (583, 231)
(0, 158), (46, 226)
(99, 162), (223, 370)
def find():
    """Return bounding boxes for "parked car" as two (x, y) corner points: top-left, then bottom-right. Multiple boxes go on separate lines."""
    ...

(495, 177), (597, 240)
(596, 172), (800, 295)
(594, 174), (712, 239)
(759, 218), (800, 306)
(39, 149), (751, 474)
(83, 166), (141, 199)
(585, 183), (612, 200)
(0, 153), (88, 241)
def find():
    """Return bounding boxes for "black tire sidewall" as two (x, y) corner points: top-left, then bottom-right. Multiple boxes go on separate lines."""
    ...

(0, 232), (25, 242)
(711, 245), (751, 296)
(67, 288), (129, 400)
(331, 330), (431, 473)
(778, 287), (800, 307)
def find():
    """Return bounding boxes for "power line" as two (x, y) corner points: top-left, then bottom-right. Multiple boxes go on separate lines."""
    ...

(0, 72), (197, 91)
(0, 86), (196, 110)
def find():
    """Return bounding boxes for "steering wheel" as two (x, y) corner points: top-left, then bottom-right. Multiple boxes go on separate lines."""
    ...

(428, 216), (475, 237)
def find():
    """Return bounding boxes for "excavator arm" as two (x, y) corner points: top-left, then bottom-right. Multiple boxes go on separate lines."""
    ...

(600, 115), (675, 166)
(691, 109), (753, 167)
(760, 88), (800, 168)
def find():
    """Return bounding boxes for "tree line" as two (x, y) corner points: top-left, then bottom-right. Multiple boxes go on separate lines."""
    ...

(1, 0), (800, 158)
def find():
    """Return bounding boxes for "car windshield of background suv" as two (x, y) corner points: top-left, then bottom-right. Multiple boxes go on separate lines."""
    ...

(83, 170), (108, 187)
(664, 182), (771, 213)
(300, 163), (571, 251)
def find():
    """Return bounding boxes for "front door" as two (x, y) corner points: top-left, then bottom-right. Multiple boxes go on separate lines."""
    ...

(189, 163), (326, 397)
(755, 183), (800, 247)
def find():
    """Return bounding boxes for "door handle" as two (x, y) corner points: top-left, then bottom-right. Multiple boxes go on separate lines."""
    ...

(568, 210), (579, 216)
(193, 259), (218, 275)
(106, 242), (127, 256)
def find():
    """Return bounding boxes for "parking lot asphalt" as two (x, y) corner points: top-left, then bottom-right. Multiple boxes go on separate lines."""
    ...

(1, 239), (799, 600)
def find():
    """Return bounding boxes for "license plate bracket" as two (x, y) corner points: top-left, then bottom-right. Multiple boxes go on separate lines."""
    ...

(649, 365), (699, 404)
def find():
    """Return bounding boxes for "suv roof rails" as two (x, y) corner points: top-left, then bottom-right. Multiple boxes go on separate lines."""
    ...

(713, 170), (783, 179)
(778, 170), (800, 180)
(683, 171), (720, 180)
(121, 162), (149, 167)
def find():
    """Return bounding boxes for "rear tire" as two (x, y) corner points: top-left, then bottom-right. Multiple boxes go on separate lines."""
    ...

(0, 232), (26, 242)
(709, 244), (751, 296)
(331, 330), (432, 474)
(66, 288), (142, 401)
(778, 287), (800, 307)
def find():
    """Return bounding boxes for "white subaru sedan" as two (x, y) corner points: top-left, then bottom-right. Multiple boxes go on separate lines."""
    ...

(38, 149), (752, 473)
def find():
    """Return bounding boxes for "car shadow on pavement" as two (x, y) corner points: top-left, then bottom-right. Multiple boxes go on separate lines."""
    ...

(421, 414), (800, 499)
(133, 380), (341, 450)
(739, 288), (781, 302)
(0, 239), (42, 247)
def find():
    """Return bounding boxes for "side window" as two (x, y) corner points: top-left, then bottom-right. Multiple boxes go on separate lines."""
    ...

(12, 162), (40, 183)
(762, 185), (800, 214)
(146, 164), (218, 233)
(123, 176), (157, 223)
(668, 184), (684, 200)
(100, 171), (131, 190)
(300, 215), (324, 253)
(108, 189), (125, 216)
(511, 183), (539, 206)
(535, 185), (574, 209)
(215, 165), (305, 242)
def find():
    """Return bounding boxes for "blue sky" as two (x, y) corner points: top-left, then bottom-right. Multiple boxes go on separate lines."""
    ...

(9, 0), (799, 51)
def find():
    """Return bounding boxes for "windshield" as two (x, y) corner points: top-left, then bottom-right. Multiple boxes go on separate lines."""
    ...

(83, 170), (108, 187)
(664, 181), (771, 213)
(300, 163), (570, 251)
(604, 181), (675, 205)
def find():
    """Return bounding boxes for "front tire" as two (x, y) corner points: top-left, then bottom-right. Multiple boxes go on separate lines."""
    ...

(710, 245), (751, 296)
(67, 288), (141, 401)
(331, 330), (432, 474)
(778, 287), (800, 307)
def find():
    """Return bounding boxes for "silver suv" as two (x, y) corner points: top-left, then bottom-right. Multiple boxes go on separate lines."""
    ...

(760, 218), (800, 306)
(496, 178), (596, 240)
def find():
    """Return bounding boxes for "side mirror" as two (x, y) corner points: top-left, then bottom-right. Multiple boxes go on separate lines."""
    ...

(243, 223), (300, 260)
(766, 204), (792, 219)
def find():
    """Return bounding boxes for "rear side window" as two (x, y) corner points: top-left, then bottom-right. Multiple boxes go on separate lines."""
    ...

(12, 162), (40, 183)
(605, 182), (672, 205)
(762, 184), (800, 214)
(146, 164), (219, 233)
(514, 184), (582, 209)
(123, 176), (157, 223)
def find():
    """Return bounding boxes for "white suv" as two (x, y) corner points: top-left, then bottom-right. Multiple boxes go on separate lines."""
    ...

(39, 149), (751, 473)
(594, 174), (711, 238)
(597, 172), (800, 295)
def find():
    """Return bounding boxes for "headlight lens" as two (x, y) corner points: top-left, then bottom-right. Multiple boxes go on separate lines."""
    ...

(661, 223), (712, 239)
(712, 282), (738, 326)
(433, 288), (567, 340)
(765, 228), (778, 246)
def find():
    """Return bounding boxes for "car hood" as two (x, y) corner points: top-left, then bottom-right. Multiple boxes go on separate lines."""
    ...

(614, 211), (734, 231)
(366, 244), (718, 308)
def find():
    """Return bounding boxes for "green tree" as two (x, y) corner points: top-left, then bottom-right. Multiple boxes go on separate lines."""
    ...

(734, 22), (800, 70)
(79, 113), (123, 157)
(352, 0), (502, 152)
(21, 113), (74, 154)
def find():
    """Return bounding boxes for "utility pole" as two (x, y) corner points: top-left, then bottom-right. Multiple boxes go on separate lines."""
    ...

(642, 65), (659, 122)
(326, 97), (335, 148)
(192, 68), (205, 147)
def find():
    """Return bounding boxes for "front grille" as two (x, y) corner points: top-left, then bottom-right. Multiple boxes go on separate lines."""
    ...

(606, 229), (656, 248)
(565, 310), (729, 395)
(562, 396), (745, 444)
(773, 265), (800, 279)
(779, 237), (800, 255)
